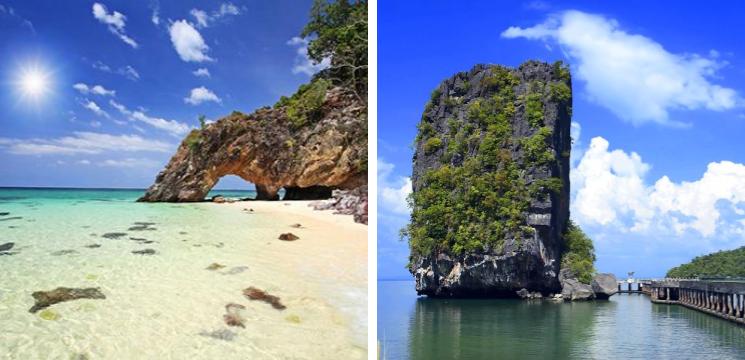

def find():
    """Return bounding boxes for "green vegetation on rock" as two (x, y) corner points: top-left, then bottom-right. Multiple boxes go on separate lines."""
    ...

(667, 246), (745, 278)
(406, 65), (568, 256)
(562, 221), (596, 284)
(275, 78), (331, 128)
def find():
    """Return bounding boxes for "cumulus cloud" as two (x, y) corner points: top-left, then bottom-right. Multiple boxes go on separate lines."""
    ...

(0, 132), (172, 155)
(378, 158), (412, 215)
(287, 37), (331, 76)
(193, 68), (211, 77)
(82, 100), (109, 118)
(109, 100), (191, 136)
(92, 3), (138, 48)
(571, 135), (745, 238)
(169, 20), (213, 62)
(190, 2), (241, 28)
(502, 10), (739, 125)
(73, 83), (115, 96)
(184, 86), (221, 105)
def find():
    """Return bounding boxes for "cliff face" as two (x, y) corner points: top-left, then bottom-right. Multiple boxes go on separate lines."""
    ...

(139, 86), (367, 203)
(408, 61), (572, 296)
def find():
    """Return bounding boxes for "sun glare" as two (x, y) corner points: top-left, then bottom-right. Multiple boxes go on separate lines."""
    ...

(15, 64), (52, 102)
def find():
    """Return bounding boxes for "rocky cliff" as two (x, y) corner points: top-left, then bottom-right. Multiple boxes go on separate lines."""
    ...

(138, 84), (367, 203)
(407, 61), (572, 297)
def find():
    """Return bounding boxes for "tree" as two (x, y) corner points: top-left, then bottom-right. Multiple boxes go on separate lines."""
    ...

(303, 0), (367, 100)
(562, 220), (596, 284)
(198, 115), (207, 129)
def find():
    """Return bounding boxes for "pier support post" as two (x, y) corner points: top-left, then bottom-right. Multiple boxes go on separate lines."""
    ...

(666, 288), (670, 301)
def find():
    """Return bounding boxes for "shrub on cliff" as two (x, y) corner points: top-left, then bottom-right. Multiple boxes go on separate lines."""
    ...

(667, 246), (745, 278)
(562, 221), (596, 284)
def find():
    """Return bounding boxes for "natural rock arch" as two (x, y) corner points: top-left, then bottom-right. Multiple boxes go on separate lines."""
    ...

(138, 88), (366, 202)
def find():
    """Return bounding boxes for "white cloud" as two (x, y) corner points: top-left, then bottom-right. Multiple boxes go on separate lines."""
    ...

(184, 86), (221, 105)
(287, 36), (331, 76)
(190, 2), (241, 28)
(169, 20), (213, 62)
(92, 61), (140, 81)
(571, 134), (745, 238)
(78, 159), (91, 165)
(0, 132), (173, 155)
(150, 1), (160, 25)
(82, 100), (110, 118)
(0, 4), (35, 34)
(90, 120), (102, 128)
(193, 68), (211, 77)
(110, 100), (191, 136)
(73, 83), (115, 96)
(92, 3), (138, 48)
(98, 158), (160, 168)
(502, 10), (739, 125)
(378, 158), (412, 215)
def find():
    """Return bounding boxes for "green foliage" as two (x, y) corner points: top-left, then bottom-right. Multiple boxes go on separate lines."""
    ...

(667, 246), (745, 278)
(198, 115), (207, 129)
(522, 126), (554, 165)
(562, 221), (596, 284)
(430, 88), (442, 102)
(184, 130), (202, 153)
(524, 92), (544, 128)
(552, 60), (571, 82)
(549, 82), (572, 103)
(277, 78), (331, 128)
(424, 137), (442, 154)
(303, 0), (367, 96)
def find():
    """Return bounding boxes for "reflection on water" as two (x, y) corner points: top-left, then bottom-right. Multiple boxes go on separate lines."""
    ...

(378, 281), (745, 359)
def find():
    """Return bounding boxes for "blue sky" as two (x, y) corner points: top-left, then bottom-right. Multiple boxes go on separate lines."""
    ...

(378, 1), (745, 279)
(0, 0), (322, 189)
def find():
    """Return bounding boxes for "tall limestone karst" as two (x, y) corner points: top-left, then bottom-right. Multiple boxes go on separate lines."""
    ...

(139, 0), (367, 209)
(407, 61), (573, 296)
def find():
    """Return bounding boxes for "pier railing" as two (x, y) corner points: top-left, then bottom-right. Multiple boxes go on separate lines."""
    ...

(646, 279), (745, 325)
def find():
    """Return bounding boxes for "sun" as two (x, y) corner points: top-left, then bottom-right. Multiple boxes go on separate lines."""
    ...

(15, 64), (52, 101)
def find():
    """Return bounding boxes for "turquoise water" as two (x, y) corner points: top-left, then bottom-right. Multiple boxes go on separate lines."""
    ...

(0, 188), (366, 359)
(378, 280), (745, 359)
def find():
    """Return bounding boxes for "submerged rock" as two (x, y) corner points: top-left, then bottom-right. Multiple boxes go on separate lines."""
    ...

(223, 303), (246, 328)
(128, 225), (156, 231)
(206, 263), (226, 271)
(199, 329), (237, 341)
(243, 287), (286, 310)
(0, 212), (9, 216)
(290, 223), (303, 228)
(84, 244), (101, 249)
(223, 266), (249, 275)
(0, 242), (14, 252)
(132, 249), (156, 255)
(0, 216), (22, 222)
(278, 233), (299, 241)
(591, 273), (618, 299)
(102, 232), (127, 239)
(51, 250), (78, 256)
(29, 287), (106, 313)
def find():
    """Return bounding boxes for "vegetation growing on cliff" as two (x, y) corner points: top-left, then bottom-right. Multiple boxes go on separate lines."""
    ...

(667, 246), (745, 278)
(406, 65), (569, 256)
(562, 221), (596, 284)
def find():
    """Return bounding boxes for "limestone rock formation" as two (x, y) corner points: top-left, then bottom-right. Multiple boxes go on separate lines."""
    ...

(591, 273), (618, 299)
(138, 86), (367, 203)
(309, 186), (368, 224)
(561, 278), (595, 301)
(408, 61), (572, 297)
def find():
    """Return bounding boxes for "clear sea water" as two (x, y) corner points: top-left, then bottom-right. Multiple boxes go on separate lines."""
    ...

(0, 188), (366, 359)
(378, 280), (745, 359)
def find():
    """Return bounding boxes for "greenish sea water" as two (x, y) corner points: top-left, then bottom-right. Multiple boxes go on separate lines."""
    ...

(378, 280), (745, 359)
(0, 188), (365, 359)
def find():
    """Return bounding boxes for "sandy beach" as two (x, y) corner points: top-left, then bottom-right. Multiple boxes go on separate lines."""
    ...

(0, 190), (368, 359)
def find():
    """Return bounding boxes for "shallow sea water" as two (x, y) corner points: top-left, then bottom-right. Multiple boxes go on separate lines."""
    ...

(0, 188), (366, 359)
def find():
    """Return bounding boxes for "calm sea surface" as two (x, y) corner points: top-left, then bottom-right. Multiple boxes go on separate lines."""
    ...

(378, 280), (745, 359)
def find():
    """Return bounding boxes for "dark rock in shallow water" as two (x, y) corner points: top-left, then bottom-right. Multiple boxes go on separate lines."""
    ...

(128, 225), (156, 231)
(199, 329), (237, 341)
(223, 266), (249, 275)
(0, 242), (14, 252)
(102, 232), (127, 239)
(408, 61), (572, 297)
(84, 244), (101, 249)
(561, 278), (595, 301)
(0, 217), (23, 222)
(290, 223), (303, 228)
(243, 287), (286, 310)
(132, 249), (156, 255)
(278, 233), (299, 241)
(0, 212), (9, 216)
(51, 250), (78, 256)
(206, 263), (226, 271)
(223, 303), (246, 328)
(134, 222), (156, 226)
(591, 273), (618, 299)
(516, 288), (543, 299)
(28, 287), (106, 313)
